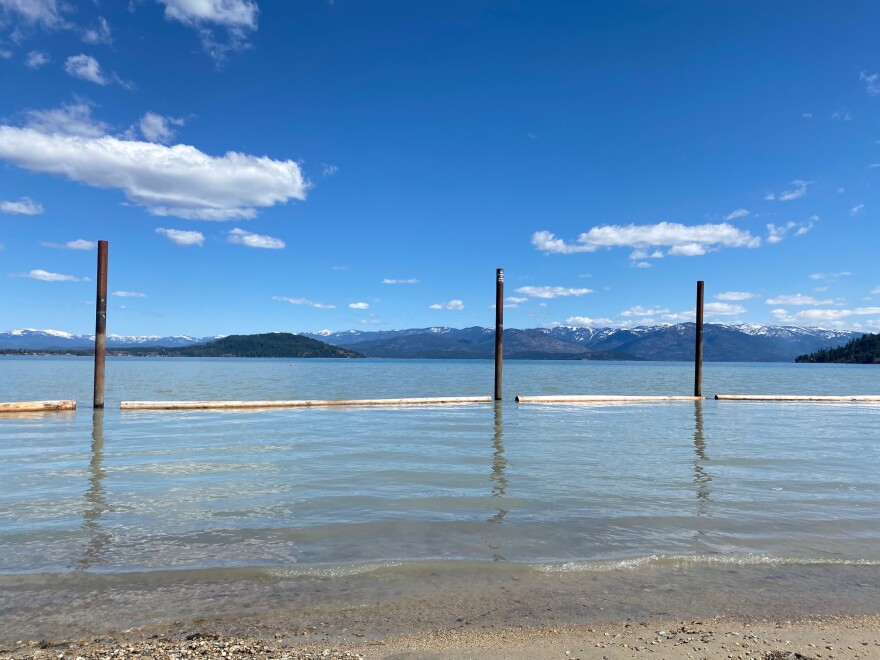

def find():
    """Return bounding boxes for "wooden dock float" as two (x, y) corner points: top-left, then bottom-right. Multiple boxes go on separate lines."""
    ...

(715, 394), (880, 402)
(0, 400), (76, 413)
(121, 396), (493, 411)
(515, 395), (704, 403)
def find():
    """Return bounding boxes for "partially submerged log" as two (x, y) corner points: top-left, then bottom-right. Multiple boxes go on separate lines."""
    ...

(0, 400), (76, 413)
(516, 395), (704, 403)
(121, 396), (493, 411)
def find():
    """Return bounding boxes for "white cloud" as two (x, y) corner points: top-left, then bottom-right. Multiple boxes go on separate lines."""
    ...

(802, 112), (813, 118)
(850, 203), (864, 217)
(533, 222), (760, 257)
(155, 227), (205, 246)
(810, 271), (851, 281)
(0, 0), (68, 29)
(0, 196), (43, 214)
(621, 305), (669, 317)
(24, 50), (48, 67)
(41, 239), (95, 250)
(871, 286), (880, 295)
(24, 101), (108, 138)
(831, 110), (852, 122)
(112, 290), (146, 298)
(9, 268), (89, 282)
(0, 122), (309, 219)
(564, 316), (616, 327)
(632, 261), (651, 268)
(704, 302), (746, 316)
(506, 296), (528, 304)
(348, 302), (369, 310)
(724, 208), (749, 220)
(273, 296), (335, 310)
(772, 306), (880, 328)
(64, 54), (107, 85)
(716, 291), (755, 301)
(767, 221), (812, 244)
(430, 299), (464, 310)
(862, 71), (880, 95)
(765, 180), (808, 201)
(139, 112), (184, 143)
(382, 278), (419, 284)
(157, 0), (259, 62)
(82, 16), (111, 45)
(765, 294), (833, 306)
(515, 285), (592, 299)
(0, 46), (11, 58)
(322, 163), (338, 178)
(227, 227), (284, 249)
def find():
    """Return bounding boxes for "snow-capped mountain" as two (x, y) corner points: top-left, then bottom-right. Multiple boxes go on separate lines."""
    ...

(0, 329), (214, 350)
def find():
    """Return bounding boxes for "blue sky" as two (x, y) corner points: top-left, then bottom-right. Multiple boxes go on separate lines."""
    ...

(1, 1), (879, 336)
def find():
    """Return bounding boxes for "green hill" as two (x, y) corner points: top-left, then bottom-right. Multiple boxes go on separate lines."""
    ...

(795, 333), (880, 364)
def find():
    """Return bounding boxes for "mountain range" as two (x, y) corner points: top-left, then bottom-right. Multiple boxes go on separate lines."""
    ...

(0, 324), (860, 362)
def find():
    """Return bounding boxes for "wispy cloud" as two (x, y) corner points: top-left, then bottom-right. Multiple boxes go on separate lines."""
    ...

(767, 220), (813, 244)
(716, 291), (755, 301)
(564, 316), (616, 328)
(382, 278), (419, 284)
(831, 110), (852, 122)
(348, 302), (369, 309)
(41, 239), (95, 250)
(724, 208), (749, 220)
(850, 203), (864, 217)
(0, 0), (70, 30)
(533, 222), (760, 258)
(861, 71), (880, 95)
(9, 268), (89, 282)
(0, 108), (309, 220)
(156, 0), (259, 63)
(429, 299), (464, 310)
(139, 112), (184, 144)
(810, 271), (851, 281)
(82, 16), (111, 45)
(765, 294), (833, 306)
(155, 227), (205, 246)
(0, 196), (43, 214)
(64, 54), (110, 85)
(24, 50), (49, 68)
(871, 286), (880, 295)
(322, 163), (338, 178)
(704, 302), (746, 317)
(112, 290), (146, 298)
(764, 180), (808, 201)
(515, 285), (592, 299)
(273, 295), (335, 309)
(771, 306), (880, 329)
(621, 305), (669, 317)
(227, 228), (284, 249)
(24, 101), (107, 138)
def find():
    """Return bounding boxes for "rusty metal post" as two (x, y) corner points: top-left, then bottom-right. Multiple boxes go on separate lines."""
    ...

(93, 241), (108, 410)
(494, 268), (504, 401)
(694, 280), (704, 398)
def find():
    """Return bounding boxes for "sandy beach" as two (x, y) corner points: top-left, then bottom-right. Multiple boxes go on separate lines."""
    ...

(4, 616), (880, 659)
(3, 560), (880, 659)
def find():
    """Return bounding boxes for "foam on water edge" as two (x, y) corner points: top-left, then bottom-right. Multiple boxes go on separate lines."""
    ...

(532, 553), (880, 572)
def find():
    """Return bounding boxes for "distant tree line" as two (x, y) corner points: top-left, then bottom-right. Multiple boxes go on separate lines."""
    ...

(796, 333), (880, 364)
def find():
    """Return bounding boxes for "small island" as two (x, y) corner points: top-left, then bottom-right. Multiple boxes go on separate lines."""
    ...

(795, 333), (880, 364)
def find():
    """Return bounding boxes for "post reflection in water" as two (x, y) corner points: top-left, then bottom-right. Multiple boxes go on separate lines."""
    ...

(78, 410), (111, 570)
(692, 400), (712, 517)
(486, 402), (508, 560)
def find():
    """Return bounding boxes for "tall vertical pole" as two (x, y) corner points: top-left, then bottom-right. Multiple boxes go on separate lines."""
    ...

(694, 279), (704, 398)
(93, 240), (108, 410)
(494, 268), (504, 401)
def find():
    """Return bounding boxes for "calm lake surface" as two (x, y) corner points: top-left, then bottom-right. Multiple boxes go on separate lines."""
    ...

(2, 357), (879, 577)
(3, 357), (880, 640)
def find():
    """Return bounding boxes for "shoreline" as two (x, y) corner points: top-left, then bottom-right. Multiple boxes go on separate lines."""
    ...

(3, 560), (879, 657)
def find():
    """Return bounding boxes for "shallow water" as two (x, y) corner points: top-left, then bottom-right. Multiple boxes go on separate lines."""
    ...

(1, 357), (879, 638)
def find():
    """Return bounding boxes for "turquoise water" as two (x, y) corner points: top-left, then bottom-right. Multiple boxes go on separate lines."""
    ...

(2, 357), (879, 575)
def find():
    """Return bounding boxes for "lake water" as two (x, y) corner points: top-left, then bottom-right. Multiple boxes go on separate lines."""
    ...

(2, 357), (880, 638)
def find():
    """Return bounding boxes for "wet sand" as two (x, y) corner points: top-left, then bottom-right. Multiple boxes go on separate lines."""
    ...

(2, 560), (880, 658)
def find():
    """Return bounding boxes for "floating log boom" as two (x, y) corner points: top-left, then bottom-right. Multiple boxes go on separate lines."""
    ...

(715, 395), (880, 402)
(0, 400), (76, 413)
(121, 396), (492, 411)
(515, 395), (704, 403)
